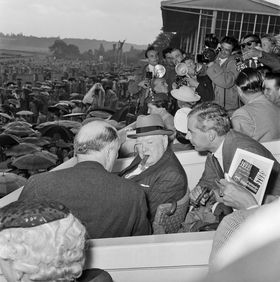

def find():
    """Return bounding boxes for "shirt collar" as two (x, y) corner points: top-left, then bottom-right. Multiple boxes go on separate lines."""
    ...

(213, 139), (225, 170)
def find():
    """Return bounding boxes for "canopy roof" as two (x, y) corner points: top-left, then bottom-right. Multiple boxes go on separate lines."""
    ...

(161, 0), (280, 15)
(161, 0), (280, 32)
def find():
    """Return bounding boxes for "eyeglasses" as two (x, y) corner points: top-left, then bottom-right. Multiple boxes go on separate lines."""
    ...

(241, 41), (255, 49)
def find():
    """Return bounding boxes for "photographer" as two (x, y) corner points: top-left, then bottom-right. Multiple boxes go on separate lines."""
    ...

(204, 36), (240, 111)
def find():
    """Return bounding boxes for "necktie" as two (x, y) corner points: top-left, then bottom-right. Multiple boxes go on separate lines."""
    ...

(211, 154), (224, 179)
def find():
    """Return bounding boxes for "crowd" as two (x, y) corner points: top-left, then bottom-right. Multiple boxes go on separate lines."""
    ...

(0, 31), (280, 281)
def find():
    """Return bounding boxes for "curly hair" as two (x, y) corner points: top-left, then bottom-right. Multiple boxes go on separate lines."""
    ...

(0, 214), (86, 282)
(188, 102), (231, 136)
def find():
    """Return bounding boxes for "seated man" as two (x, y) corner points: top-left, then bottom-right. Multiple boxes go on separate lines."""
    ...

(19, 120), (151, 239)
(187, 102), (280, 210)
(119, 114), (188, 222)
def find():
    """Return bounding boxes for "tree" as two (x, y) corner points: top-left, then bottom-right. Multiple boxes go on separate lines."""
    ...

(152, 32), (174, 50)
(49, 40), (80, 59)
(81, 49), (94, 61)
(49, 39), (68, 59)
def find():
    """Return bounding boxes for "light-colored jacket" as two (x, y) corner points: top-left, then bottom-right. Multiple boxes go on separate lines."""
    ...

(231, 95), (280, 142)
(206, 56), (239, 111)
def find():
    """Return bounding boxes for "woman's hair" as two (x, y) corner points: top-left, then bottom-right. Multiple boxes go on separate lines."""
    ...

(235, 68), (263, 94)
(0, 213), (86, 281)
(151, 100), (169, 110)
(261, 33), (280, 54)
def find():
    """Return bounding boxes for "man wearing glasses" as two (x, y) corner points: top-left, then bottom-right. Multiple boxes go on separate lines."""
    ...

(241, 33), (280, 72)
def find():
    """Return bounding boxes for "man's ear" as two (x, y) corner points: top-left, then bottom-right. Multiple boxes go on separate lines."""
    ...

(163, 135), (168, 148)
(208, 129), (216, 142)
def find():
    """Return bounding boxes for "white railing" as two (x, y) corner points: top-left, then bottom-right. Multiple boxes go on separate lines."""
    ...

(0, 139), (280, 282)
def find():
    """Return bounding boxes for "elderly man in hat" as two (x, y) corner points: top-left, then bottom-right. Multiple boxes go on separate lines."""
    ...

(119, 114), (188, 222)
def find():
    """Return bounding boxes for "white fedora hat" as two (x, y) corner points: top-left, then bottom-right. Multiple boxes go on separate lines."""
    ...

(171, 85), (201, 102)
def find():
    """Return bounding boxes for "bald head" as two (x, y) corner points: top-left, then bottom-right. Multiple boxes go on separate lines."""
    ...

(74, 120), (119, 155)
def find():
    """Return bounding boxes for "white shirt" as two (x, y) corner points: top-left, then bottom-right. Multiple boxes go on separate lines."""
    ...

(213, 139), (225, 172)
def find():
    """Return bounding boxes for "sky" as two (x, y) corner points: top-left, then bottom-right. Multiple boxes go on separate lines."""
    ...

(0, 0), (279, 45)
(0, 0), (164, 45)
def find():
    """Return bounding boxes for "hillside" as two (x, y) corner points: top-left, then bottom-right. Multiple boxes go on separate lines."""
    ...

(0, 34), (147, 54)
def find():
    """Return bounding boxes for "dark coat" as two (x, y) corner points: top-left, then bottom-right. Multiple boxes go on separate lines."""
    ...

(119, 147), (188, 221)
(198, 130), (280, 196)
(19, 161), (151, 238)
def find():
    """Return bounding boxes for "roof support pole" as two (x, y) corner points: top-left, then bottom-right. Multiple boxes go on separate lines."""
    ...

(238, 13), (244, 41)
(226, 12), (231, 35)
(211, 10), (217, 33)
(266, 16), (271, 34)
(195, 9), (202, 60)
(253, 14), (258, 33)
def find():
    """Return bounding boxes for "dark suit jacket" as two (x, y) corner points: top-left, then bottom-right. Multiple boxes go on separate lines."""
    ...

(19, 161), (151, 239)
(119, 147), (188, 221)
(198, 130), (280, 196)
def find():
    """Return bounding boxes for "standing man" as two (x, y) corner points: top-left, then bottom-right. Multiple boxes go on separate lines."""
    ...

(162, 47), (176, 92)
(206, 36), (239, 111)
(241, 33), (280, 72)
(120, 114), (188, 222)
(263, 72), (280, 107)
(19, 120), (151, 239)
(232, 68), (280, 142)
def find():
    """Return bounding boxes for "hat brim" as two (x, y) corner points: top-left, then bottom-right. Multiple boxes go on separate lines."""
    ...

(128, 129), (174, 139)
(171, 91), (201, 102)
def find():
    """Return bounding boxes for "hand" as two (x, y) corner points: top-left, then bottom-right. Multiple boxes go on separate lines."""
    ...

(186, 77), (199, 88)
(172, 82), (178, 90)
(138, 80), (149, 89)
(214, 179), (258, 210)
(242, 48), (262, 60)
(207, 61), (215, 68)
(190, 185), (210, 206)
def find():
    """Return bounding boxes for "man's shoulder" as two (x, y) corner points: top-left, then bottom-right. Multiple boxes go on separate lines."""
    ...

(232, 106), (248, 116)
(157, 148), (186, 176)
(224, 130), (271, 155)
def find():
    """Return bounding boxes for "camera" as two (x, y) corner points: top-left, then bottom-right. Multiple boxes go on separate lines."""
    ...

(145, 71), (153, 80)
(174, 62), (189, 88)
(197, 48), (219, 64)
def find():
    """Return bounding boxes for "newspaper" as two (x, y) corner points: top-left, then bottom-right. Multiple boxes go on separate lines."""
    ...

(227, 148), (274, 205)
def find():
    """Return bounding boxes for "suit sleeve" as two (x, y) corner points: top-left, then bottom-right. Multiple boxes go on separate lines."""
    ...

(131, 191), (152, 236)
(146, 170), (188, 221)
(259, 52), (280, 72)
(206, 59), (239, 89)
(19, 176), (40, 200)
